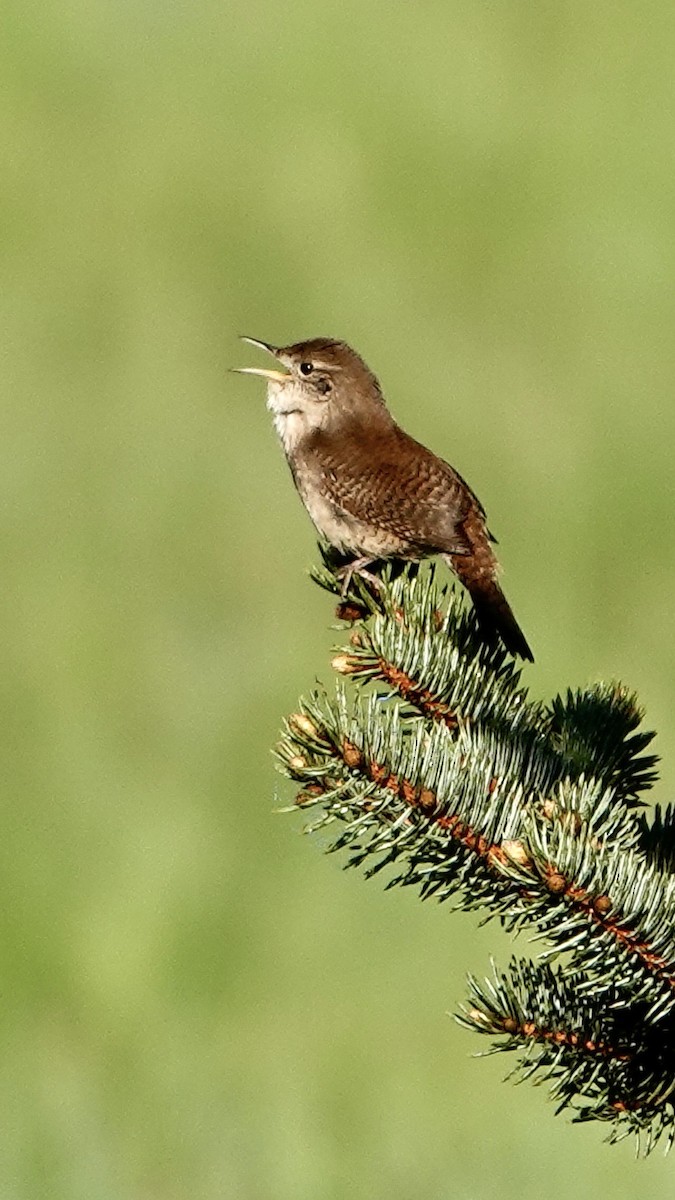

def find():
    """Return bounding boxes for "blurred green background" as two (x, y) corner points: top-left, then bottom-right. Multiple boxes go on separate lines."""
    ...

(4, 0), (675, 1195)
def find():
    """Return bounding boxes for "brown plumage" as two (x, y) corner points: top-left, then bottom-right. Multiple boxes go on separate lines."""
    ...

(236, 336), (533, 661)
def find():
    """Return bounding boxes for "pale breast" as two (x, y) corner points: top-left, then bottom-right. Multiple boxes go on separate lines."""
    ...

(300, 483), (355, 552)
(294, 466), (407, 557)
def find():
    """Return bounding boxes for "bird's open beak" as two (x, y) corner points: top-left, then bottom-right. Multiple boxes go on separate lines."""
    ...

(234, 366), (291, 381)
(234, 336), (291, 382)
(240, 336), (276, 353)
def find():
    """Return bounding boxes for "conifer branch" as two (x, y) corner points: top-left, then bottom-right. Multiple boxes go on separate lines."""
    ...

(276, 554), (671, 1152)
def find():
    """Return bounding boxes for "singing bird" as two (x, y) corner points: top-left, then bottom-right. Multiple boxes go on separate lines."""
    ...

(236, 336), (533, 661)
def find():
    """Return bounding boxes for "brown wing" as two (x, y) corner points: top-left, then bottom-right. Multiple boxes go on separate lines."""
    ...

(315, 428), (481, 557)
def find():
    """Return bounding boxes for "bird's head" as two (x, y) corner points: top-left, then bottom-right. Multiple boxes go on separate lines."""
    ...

(235, 337), (390, 453)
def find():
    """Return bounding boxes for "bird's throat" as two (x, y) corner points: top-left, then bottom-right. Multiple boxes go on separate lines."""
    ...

(271, 407), (307, 458)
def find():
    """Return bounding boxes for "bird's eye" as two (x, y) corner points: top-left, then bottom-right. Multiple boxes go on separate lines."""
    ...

(299, 361), (313, 376)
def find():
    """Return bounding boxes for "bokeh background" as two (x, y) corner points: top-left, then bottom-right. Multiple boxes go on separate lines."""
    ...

(4, 1), (675, 1196)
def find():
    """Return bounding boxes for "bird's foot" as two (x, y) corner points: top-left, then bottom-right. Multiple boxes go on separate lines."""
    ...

(336, 558), (383, 598)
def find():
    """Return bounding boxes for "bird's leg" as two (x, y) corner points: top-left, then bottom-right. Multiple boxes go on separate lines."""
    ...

(335, 557), (383, 598)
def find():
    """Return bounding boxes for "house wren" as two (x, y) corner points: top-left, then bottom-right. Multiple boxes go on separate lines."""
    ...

(236, 336), (533, 661)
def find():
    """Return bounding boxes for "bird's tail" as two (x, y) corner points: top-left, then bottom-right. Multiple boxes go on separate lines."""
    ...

(470, 582), (534, 662)
(445, 554), (534, 662)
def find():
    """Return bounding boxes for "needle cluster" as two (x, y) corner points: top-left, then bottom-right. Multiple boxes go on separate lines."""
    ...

(275, 555), (675, 1153)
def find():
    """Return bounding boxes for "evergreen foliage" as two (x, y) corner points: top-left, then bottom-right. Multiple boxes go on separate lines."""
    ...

(275, 554), (673, 1153)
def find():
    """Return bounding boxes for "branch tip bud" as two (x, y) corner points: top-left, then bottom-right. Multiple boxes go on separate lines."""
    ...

(342, 739), (363, 769)
(289, 713), (320, 739)
(335, 601), (367, 622)
(332, 653), (358, 675)
(544, 869), (567, 895)
(502, 839), (532, 868)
